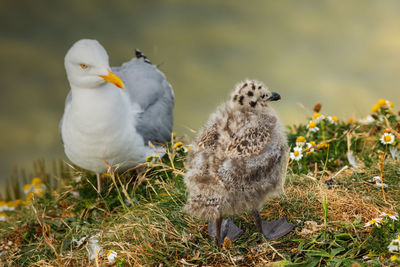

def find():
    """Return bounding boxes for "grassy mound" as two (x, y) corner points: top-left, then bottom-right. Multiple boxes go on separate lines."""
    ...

(0, 100), (400, 266)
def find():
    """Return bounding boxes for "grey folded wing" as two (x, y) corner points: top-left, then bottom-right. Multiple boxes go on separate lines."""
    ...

(112, 53), (174, 144)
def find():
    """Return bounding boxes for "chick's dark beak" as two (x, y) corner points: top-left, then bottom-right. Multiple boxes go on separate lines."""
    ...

(268, 92), (281, 101)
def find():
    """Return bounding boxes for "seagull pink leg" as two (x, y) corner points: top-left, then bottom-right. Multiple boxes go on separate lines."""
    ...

(96, 173), (102, 193)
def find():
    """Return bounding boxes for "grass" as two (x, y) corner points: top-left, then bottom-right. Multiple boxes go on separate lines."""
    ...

(0, 101), (400, 266)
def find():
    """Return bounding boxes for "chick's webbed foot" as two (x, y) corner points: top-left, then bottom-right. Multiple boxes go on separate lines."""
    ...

(253, 210), (295, 240)
(208, 217), (243, 245)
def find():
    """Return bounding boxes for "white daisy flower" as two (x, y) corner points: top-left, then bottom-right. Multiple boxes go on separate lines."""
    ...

(290, 147), (303, 161)
(360, 115), (375, 124)
(306, 142), (315, 153)
(388, 235), (400, 252)
(183, 145), (192, 153)
(369, 176), (389, 188)
(23, 184), (33, 194)
(4, 202), (15, 211)
(33, 184), (46, 195)
(364, 218), (383, 227)
(312, 113), (326, 124)
(0, 212), (6, 221)
(380, 133), (395, 145)
(307, 121), (319, 133)
(375, 182), (389, 188)
(296, 136), (306, 147)
(385, 100), (394, 108)
(0, 201), (6, 212)
(371, 176), (382, 183)
(107, 250), (118, 263)
(380, 212), (398, 221)
(327, 116), (338, 125)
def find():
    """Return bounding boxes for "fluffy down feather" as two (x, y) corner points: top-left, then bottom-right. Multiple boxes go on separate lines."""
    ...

(184, 80), (288, 221)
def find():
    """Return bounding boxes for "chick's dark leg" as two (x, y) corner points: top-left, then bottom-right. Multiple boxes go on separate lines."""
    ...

(252, 210), (295, 240)
(215, 217), (223, 245)
(208, 217), (243, 245)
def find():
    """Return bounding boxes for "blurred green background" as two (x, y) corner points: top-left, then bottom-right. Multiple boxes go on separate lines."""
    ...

(1, 0), (400, 182)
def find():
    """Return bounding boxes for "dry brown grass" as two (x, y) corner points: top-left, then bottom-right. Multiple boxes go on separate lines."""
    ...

(0, 146), (399, 266)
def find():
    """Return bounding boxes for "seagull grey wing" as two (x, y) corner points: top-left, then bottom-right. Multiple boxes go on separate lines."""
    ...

(134, 83), (174, 144)
(59, 91), (72, 144)
(226, 125), (270, 158)
(112, 51), (174, 144)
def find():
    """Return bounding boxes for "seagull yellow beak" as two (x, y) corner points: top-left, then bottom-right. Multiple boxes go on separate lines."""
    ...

(99, 71), (125, 89)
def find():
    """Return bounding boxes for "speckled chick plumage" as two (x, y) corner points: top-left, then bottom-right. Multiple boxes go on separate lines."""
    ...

(184, 80), (288, 221)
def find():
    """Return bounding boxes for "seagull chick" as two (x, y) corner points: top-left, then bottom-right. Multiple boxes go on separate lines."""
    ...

(60, 39), (174, 191)
(184, 80), (294, 245)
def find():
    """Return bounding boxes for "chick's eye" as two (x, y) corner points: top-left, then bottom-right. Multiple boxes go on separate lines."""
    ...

(80, 64), (88, 69)
(261, 94), (267, 99)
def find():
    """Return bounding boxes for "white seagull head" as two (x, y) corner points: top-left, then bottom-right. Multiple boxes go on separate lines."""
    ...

(64, 39), (125, 89)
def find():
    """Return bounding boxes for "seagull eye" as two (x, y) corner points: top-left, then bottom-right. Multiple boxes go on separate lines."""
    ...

(80, 64), (89, 70)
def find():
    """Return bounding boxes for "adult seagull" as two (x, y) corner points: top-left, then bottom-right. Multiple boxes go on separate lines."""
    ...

(60, 39), (174, 191)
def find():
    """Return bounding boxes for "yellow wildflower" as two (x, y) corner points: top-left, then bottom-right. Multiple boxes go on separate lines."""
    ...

(347, 118), (356, 124)
(173, 142), (183, 149)
(296, 136), (306, 143)
(388, 101), (394, 108)
(296, 136), (306, 147)
(24, 192), (36, 205)
(145, 156), (154, 162)
(377, 99), (387, 107)
(371, 104), (380, 112)
(172, 132), (177, 139)
(317, 143), (329, 149)
(14, 200), (23, 206)
(31, 177), (43, 185)
(0, 212), (6, 221)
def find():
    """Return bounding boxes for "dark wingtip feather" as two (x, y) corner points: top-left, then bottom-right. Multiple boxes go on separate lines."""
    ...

(135, 48), (151, 64)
